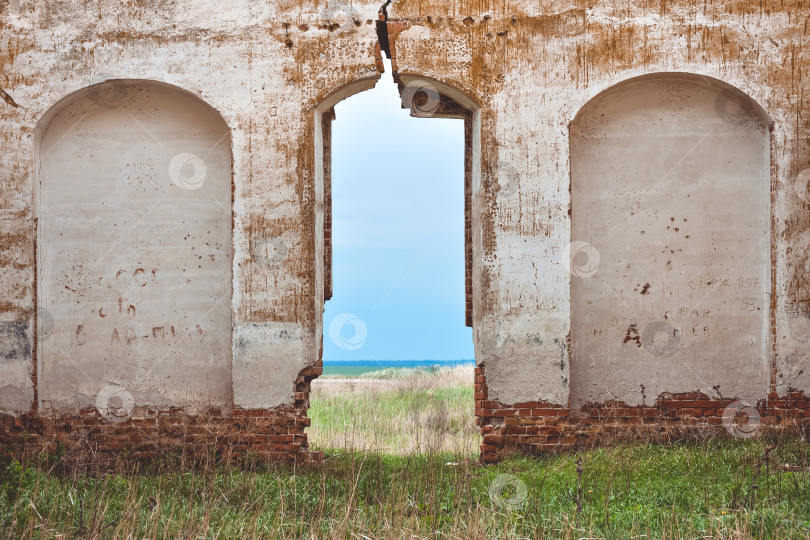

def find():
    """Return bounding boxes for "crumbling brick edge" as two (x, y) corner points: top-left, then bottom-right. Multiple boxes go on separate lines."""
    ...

(0, 366), (325, 470)
(4, 362), (807, 469)
(475, 364), (810, 464)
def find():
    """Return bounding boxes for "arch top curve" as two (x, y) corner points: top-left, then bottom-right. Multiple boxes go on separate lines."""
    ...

(394, 72), (480, 115)
(314, 71), (480, 116)
(571, 72), (773, 129)
(35, 78), (232, 137)
(316, 75), (382, 113)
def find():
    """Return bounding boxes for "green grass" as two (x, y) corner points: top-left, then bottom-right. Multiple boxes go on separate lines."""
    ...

(1, 367), (808, 538)
(1, 441), (809, 538)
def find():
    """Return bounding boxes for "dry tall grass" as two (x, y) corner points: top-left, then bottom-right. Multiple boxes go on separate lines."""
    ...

(308, 365), (480, 455)
(2, 438), (809, 539)
(1, 366), (808, 539)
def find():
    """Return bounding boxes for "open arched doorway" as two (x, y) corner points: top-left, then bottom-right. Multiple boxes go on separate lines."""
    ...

(308, 63), (482, 454)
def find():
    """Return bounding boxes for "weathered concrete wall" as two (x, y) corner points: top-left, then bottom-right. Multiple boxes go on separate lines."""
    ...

(388, 0), (810, 408)
(37, 81), (233, 413)
(0, 0), (808, 460)
(0, 0), (382, 415)
(570, 74), (772, 408)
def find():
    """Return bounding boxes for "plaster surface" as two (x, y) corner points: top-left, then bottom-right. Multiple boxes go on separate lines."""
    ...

(0, 0), (808, 417)
(37, 81), (232, 412)
(569, 74), (771, 407)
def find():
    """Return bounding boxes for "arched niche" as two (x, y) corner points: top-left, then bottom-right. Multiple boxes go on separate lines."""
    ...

(569, 73), (772, 408)
(36, 80), (233, 413)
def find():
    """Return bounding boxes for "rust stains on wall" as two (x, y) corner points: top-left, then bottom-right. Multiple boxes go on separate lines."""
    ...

(0, 0), (809, 461)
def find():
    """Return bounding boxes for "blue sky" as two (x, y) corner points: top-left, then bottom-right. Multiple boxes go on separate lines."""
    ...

(323, 62), (474, 362)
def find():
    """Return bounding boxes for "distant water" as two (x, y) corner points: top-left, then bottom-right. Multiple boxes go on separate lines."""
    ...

(322, 359), (475, 377)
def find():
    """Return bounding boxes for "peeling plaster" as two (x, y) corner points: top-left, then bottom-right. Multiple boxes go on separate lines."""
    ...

(0, 0), (809, 417)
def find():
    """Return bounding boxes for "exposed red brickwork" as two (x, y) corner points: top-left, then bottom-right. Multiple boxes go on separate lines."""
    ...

(383, 20), (413, 73)
(0, 407), (321, 470)
(293, 364), (322, 411)
(0, 366), (326, 470)
(475, 364), (810, 464)
(464, 111), (474, 327)
(5, 361), (808, 469)
(769, 125), (778, 396)
(323, 108), (335, 302)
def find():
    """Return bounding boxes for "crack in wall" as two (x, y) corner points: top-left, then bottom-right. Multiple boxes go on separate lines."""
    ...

(376, 1), (393, 59)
